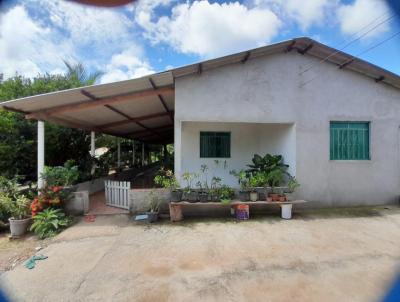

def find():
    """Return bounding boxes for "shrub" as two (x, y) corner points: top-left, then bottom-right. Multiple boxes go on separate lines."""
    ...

(30, 208), (71, 239)
(42, 160), (79, 187)
(154, 168), (179, 190)
(8, 195), (31, 220)
(30, 186), (72, 217)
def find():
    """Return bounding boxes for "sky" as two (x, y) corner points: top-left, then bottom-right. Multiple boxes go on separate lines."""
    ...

(0, 0), (399, 84)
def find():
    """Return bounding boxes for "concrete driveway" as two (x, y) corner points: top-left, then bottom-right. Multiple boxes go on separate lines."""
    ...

(1, 207), (400, 302)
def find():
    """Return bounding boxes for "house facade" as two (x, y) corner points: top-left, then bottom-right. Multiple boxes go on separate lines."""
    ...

(2, 37), (400, 208)
(174, 50), (400, 207)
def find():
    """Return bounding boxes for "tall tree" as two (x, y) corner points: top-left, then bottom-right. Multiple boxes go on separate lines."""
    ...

(0, 62), (103, 182)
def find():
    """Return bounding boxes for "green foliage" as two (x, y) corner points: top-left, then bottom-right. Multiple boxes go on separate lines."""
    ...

(288, 177), (300, 193)
(7, 195), (30, 220)
(154, 168), (179, 190)
(230, 169), (249, 191)
(0, 177), (30, 222)
(30, 208), (71, 239)
(0, 62), (103, 182)
(146, 191), (161, 213)
(0, 176), (20, 197)
(182, 172), (199, 193)
(42, 160), (79, 187)
(265, 169), (284, 192)
(248, 172), (266, 188)
(218, 185), (235, 201)
(246, 154), (289, 175)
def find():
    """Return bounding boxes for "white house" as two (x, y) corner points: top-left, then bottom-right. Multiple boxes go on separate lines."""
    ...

(2, 37), (400, 207)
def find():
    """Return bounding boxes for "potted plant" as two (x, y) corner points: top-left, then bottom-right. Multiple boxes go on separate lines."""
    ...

(198, 164), (209, 202)
(265, 168), (284, 202)
(230, 170), (249, 201)
(248, 173), (266, 202)
(182, 172), (199, 202)
(286, 177), (300, 201)
(154, 169), (182, 202)
(219, 185), (235, 204)
(7, 194), (31, 237)
(210, 176), (222, 201)
(145, 191), (161, 223)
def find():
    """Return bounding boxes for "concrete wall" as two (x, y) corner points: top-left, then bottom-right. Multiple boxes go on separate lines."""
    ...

(129, 188), (170, 214)
(175, 51), (400, 207)
(64, 191), (89, 215)
(180, 122), (295, 187)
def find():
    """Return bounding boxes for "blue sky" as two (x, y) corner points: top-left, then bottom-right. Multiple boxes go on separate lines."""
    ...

(0, 0), (399, 84)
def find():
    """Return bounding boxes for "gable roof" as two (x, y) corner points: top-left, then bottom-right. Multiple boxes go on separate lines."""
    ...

(1, 37), (399, 144)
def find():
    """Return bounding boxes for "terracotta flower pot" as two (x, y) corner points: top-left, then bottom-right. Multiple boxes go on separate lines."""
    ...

(269, 193), (280, 201)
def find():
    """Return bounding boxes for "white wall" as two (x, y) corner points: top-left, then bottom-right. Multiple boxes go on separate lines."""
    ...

(179, 122), (295, 187)
(175, 51), (400, 206)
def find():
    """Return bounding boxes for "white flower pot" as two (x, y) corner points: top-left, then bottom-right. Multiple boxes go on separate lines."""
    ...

(9, 217), (32, 237)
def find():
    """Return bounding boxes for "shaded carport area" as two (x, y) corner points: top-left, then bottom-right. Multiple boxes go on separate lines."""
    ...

(0, 71), (176, 189)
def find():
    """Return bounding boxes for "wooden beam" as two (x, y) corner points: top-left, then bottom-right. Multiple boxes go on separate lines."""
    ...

(339, 58), (354, 69)
(1, 106), (28, 114)
(375, 75), (385, 83)
(125, 124), (173, 137)
(26, 85), (174, 120)
(81, 89), (98, 100)
(104, 104), (132, 120)
(297, 43), (313, 55)
(99, 111), (173, 129)
(197, 63), (202, 75)
(149, 78), (174, 122)
(241, 51), (251, 64)
(285, 40), (296, 52)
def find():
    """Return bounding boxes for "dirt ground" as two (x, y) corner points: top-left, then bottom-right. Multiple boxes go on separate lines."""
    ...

(1, 206), (400, 302)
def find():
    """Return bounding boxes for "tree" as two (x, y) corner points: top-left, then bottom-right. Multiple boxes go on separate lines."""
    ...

(0, 62), (103, 182)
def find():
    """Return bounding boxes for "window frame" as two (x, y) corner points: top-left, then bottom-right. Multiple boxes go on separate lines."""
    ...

(200, 131), (231, 158)
(329, 121), (371, 161)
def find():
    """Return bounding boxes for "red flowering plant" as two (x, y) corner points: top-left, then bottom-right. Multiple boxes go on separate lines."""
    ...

(31, 186), (72, 217)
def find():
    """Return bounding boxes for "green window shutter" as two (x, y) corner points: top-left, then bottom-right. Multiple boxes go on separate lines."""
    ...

(330, 122), (370, 160)
(200, 132), (230, 158)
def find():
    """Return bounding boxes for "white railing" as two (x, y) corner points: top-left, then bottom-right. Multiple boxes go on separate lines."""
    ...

(104, 180), (131, 209)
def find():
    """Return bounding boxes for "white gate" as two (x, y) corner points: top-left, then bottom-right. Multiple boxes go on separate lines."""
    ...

(104, 180), (131, 209)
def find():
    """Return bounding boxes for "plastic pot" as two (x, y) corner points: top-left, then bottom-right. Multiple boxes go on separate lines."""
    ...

(238, 191), (249, 202)
(145, 212), (159, 223)
(171, 190), (183, 202)
(249, 191), (258, 202)
(199, 192), (208, 202)
(9, 217), (32, 237)
(188, 191), (199, 202)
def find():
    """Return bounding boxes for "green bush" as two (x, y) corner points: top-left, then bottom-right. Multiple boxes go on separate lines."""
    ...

(30, 208), (72, 239)
(42, 160), (79, 187)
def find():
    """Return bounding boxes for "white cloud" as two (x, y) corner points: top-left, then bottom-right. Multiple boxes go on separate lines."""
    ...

(0, 5), (74, 78)
(135, 1), (281, 57)
(0, 0), (153, 83)
(254, 0), (338, 30)
(337, 0), (391, 38)
(100, 46), (155, 83)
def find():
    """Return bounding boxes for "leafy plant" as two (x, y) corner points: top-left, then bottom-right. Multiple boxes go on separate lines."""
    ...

(219, 185), (235, 201)
(146, 191), (161, 213)
(248, 172), (266, 188)
(30, 208), (71, 239)
(288, 177), (300, 193)
(0, 176), (20, 198)
(42, 160), (79, 187)
(182, 172), (198, 193)
(265, 169), (284, 193)
(246, 154), (289, 175)
(154, 168), (179, 191)
(200, 164), (209, 192)
(230, 169), (249, 191)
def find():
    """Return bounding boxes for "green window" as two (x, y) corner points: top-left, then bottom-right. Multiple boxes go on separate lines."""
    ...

(200, 132), (231, 158)
(330, 122), (370, 160)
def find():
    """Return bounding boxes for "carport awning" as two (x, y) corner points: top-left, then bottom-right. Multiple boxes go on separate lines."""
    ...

(0, 72), (175, 145)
